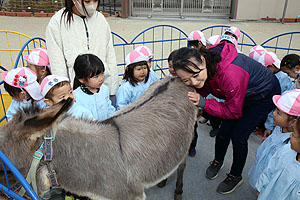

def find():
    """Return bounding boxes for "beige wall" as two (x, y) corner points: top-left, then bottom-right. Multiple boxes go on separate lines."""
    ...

(236, 0), (300, 20)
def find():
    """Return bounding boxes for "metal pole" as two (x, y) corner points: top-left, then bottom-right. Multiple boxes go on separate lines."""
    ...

(281, 0), (289, 24)
(10, 0), (13, 11)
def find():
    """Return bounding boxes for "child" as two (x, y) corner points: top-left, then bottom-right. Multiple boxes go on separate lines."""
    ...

(280, 54), (300, 79)
(73, 54), (115, 121)
(168, 50), (177, 77)
(116, 50), (157, 110)
(224, 26), (241, 41)
(248, 89), (300, 190)
(255, 117), (300, 199)
(24, 48), (51, 84)
(249, 45), (266, 61)
(134, 45), (159, 82)
(187, 30), (206, 49)
(40, 75), (95, 120)
(206, 35), (220, 47)
(258, 51), (293, 135)
(1, 67), (44, 121)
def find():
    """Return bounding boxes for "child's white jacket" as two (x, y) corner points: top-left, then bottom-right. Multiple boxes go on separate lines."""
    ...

(45, 8), (119, 95)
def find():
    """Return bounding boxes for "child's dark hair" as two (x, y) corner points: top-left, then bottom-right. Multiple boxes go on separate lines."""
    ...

(168, 50), (178, 62)
(280, 54), (300, 69)
(73, 54), (105, 89)
(172, 47), (221, 80)
(45, 81), (70, 100)
(4, 82), (22, 98)
(123, 61), (149, 86)
(61, 0), (100, 25)
(188, 40), (200, 48)
(297, 117), (300, 134)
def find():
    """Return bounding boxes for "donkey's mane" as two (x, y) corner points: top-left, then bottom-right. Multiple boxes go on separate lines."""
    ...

(14, 102), (44, 122)
(103, 77), (175, 123)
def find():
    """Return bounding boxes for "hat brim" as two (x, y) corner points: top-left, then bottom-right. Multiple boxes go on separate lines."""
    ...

(24, 81), (43, 101)
(1, 71), (8, 83)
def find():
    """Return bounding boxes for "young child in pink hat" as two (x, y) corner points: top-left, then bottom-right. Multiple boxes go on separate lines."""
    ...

(206, 35), (221, 48)
(256, 90), (300, 200)
(1, 67), (46, 121)
(24, 48), (51, 84)
(116, 50), (157, 110)
(257, 51), (293, 136)
(41, 75), (94, 120)
(224, 26), (241, 41)
(249, 45), (266, 61)
(134, 45), (159, 82)
(187, 30), (207, 50)
(249, 89), (300, 192)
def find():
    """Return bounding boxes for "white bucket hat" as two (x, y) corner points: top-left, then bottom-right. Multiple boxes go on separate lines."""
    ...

(125, 50), (149, 67)
(187, 30), (207, 46)
(258, 51), (281, 69)
(1, 67), (43, 100)
(40, 75), (70, 97)
(273, 89), (300, 116)
(134, 45), (154, 60)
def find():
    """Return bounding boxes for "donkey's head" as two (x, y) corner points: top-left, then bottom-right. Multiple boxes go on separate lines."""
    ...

(0, 98), (72, 172)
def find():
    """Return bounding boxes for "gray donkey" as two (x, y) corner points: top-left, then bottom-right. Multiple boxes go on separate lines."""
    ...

(0, 77), (198, 200)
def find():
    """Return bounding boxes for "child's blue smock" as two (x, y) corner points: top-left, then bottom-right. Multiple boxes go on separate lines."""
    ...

(264, 71), (293, 131)
(149, 69), (159, 81)
(248, 126), (291, 189)
(256, 143), (300, 200)
(73, 84), (115, 121)
(67, 101), (95, 120)
(116, 72), (158, 110)
(6, 99), (48, 121)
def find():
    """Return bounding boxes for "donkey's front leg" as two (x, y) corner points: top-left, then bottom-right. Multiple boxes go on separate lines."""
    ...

(174, 158), (186, 200)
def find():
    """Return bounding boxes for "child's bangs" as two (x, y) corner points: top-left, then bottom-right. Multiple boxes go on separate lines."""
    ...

(88, 59), (105, 78)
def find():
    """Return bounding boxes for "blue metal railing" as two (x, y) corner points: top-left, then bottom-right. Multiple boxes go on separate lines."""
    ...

(0, 151), (39, 200)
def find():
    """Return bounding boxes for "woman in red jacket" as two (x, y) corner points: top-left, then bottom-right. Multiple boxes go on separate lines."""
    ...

(172, 41), (281, 194)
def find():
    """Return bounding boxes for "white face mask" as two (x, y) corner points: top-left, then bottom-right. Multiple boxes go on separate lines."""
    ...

(74, 0), (97, 17)
(85, 3), (98, 17)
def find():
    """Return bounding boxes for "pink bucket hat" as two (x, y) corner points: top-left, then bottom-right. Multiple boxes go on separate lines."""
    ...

(24, 48), (50, 70)
(249, 45), (266, 61)
(224, 26), (241, 41)
(273, 89), (300, 116)
(1, 67), (43, 100)
(134, 45), (154, 59)
(219, 35), (238, 47)
(258, 51), (281, 69)
(206, 35), (220, 46)
(125, 50), (149, 67)
(40, 75), (70, 97)
(187, 30), (206, 46)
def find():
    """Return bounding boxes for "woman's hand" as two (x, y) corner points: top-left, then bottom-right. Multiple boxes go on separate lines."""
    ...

(188, 91), (206, 109)
(188, 91), (200, 106)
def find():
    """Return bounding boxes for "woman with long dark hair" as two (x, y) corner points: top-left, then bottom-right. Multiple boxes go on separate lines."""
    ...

(172, 41), (281, 194)
(46, 0), (119, 95)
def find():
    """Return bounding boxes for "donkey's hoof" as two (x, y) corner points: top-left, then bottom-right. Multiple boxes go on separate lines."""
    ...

(174, 194), (182, 200)
(157, 179), (168, 188)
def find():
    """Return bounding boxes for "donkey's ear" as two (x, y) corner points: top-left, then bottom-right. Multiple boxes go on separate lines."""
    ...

(24, 98), (73, 131)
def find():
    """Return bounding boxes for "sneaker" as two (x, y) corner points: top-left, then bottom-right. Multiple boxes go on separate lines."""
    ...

(189, 147), (196, 157)
(209, 128), (219, 137)
(199, 116), (208, 124)
(205, 160), (224, 180)
(206, 120), (211, 126)
(217, 173), (243, 194)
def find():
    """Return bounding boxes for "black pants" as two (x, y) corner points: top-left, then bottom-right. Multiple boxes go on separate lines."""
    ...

(214, 79), (281, 177)
(202, 111), (222, 129)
